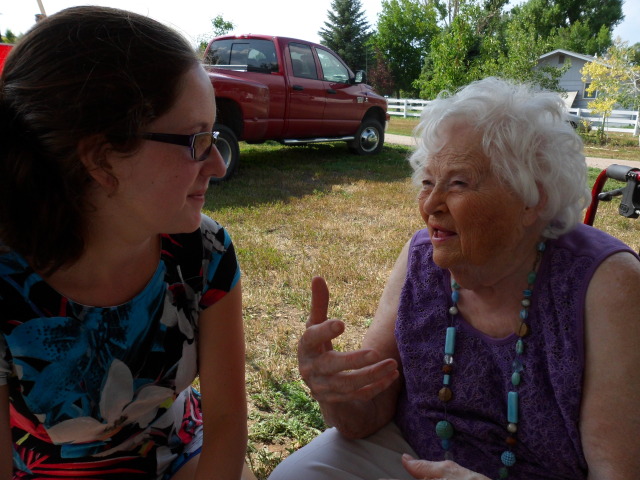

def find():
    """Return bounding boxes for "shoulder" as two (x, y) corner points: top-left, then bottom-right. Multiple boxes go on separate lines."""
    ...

(199, 214), (233, 253)
(553, 223), (636, 258)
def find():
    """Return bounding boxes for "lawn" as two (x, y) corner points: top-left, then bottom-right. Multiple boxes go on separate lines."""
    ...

(203, 135), (639, 478)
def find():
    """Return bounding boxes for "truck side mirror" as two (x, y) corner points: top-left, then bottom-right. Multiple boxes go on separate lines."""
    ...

(354, 70), (367, 84)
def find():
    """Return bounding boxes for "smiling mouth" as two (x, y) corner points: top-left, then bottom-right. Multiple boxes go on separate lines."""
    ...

(431, 228), (457, 239)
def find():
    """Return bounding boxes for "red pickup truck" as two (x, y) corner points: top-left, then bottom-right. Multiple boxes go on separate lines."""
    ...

(203, 34), (389, 180)
(0, 44), (13, 73)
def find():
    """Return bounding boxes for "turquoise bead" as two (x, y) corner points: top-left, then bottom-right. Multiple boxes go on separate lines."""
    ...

(527, 271), (536, 284)
(498, 466), (510, 478)
(441, 438), (451, 450)
(435, 420), (454, 439)
(520, 309), (528, 320)
(522, 289), (532, 298)
(501, 450), (516, 467)
(451, 290), (460, 303)
(515, 339), (524, 354)
(537, 242), (546, 252)
(444, 327), (456, 355)
(511, 371), (521, 386)
(507, 392), (519, 423)
(443, 374), (451, 385)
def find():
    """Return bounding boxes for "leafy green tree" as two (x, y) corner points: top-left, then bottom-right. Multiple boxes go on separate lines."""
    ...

(197, 15), (236, 54)
(2, 29), (17, 44)
(319, 0), (371, 71)
(416, 11), (477, 97)
(509, 0), (622, 55)
(370, 0), (439, 96)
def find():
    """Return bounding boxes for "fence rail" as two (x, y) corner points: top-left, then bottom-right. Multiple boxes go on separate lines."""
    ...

(386, 98), (640, 135)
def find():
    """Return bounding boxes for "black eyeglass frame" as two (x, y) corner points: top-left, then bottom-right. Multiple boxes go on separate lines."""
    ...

(140, 130), (220, 161)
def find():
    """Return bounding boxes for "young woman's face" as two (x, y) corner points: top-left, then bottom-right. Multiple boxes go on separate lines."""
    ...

(417, 125), (532, 271)
(106, 64), (226, 236)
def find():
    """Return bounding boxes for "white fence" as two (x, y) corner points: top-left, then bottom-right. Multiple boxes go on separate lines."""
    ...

(387, 98), (639, 135)
(386, 98), (431, 118)
(568, 108), (639, 134)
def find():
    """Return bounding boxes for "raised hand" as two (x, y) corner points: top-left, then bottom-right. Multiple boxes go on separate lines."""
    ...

(298, 277), (399, 405)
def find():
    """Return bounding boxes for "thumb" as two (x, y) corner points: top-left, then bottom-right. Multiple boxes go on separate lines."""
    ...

(307, 276), (329, 327)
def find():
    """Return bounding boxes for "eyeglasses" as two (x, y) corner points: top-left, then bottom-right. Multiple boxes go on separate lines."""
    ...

(140, 130), (220, 162)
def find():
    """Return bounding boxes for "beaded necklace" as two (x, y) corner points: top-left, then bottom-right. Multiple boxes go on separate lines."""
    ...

(435, 241), (546, 479)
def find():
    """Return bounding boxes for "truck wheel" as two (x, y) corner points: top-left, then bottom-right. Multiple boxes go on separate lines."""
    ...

(210, 124), (240, 182)
(348, 119), (384, 155)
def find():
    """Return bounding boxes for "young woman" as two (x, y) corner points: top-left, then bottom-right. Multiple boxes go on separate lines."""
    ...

(0, 7), (252, 479)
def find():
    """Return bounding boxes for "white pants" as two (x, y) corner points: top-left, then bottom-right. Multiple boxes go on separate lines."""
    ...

(268, 422), (418, 480)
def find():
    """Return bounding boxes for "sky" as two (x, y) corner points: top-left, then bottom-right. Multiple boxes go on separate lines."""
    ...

(1, 0), (639, 48)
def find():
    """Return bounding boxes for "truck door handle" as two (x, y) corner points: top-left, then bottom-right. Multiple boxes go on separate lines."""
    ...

(292, 85), (304, 91)
(327, 89), (337, 94)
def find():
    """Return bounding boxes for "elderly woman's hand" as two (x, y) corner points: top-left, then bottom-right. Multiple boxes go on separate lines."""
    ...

(298, 277), (399, 406)
(394, 454), (491, 480)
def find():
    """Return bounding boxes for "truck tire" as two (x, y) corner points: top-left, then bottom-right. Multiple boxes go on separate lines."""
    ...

(211, 124), (240, 182)
(348, 119), (384, 155)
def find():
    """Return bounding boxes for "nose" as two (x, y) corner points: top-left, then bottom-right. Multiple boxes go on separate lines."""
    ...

(204, 145), (228, 179)
(421, 185), (447, 216)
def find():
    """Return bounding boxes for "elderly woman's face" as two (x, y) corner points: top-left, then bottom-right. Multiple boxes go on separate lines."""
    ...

(417, 126), (533, 270)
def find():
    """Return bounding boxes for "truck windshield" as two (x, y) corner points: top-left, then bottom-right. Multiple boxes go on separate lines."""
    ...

(204, 39), (279, 73)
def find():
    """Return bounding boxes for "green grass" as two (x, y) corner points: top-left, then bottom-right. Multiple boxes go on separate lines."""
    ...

(203, 138), (639, 479)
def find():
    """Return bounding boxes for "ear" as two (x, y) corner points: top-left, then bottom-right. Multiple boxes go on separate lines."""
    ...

(77, 135), (118, 191)
(522, 182), (547, 227)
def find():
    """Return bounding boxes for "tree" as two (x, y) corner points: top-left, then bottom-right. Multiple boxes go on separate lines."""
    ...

(508, 0), (623, 55)
(370, 0), (440, 96)
(367, 47), (395, 95)
(416, 11), (477, 98)
(581, 39), (640, 141)
(197, 15), (235, 54)
(319, 0), (371, 71)
(2, 29), (17, 44)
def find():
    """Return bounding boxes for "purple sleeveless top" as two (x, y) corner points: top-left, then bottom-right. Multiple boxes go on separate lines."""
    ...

(394, 223), (638, 479)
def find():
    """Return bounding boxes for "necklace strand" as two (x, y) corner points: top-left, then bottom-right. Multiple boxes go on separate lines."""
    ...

(435, 241), (546, 479)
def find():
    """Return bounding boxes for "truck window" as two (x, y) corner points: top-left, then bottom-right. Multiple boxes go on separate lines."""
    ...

(289, 43), (318, 80)
(205, 39), (278, 73)
(317, 49), (350, 84)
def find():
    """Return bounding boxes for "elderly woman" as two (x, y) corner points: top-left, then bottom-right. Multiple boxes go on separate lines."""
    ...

(269, 77), (640, 480)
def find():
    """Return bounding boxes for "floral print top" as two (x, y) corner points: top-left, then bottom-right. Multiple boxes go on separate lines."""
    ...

(0, 215), (240, 478)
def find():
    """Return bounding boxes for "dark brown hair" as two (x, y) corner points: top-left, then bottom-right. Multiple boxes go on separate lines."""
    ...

(0, 6), (199, 274)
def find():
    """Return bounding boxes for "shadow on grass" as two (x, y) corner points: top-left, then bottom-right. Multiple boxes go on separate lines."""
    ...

(205, 142), (414, 210)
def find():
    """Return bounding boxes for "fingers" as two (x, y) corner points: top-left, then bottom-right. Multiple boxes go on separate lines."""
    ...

(299, 275), (400, 404)
(307, 276), (329, 327)
(299, 348), (399, 403)
(401, 454), (491, 480)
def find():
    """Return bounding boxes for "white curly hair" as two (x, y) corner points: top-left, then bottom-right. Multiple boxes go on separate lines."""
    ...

(408, 76), (592, 238)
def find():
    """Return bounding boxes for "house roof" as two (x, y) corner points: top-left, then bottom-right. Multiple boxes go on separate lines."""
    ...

(538, 49), (597, 64)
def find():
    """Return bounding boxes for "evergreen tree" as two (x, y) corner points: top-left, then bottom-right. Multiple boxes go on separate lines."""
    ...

(319, 0), (371, 71)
